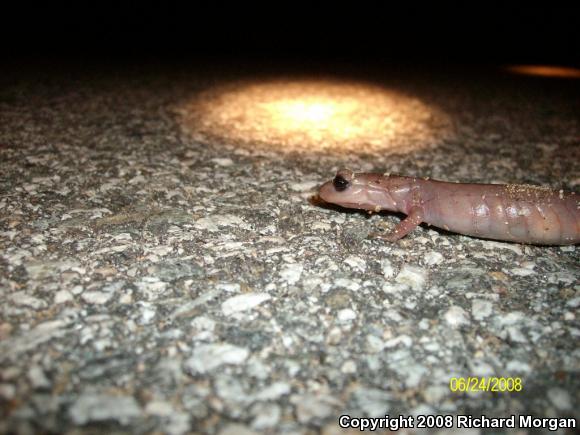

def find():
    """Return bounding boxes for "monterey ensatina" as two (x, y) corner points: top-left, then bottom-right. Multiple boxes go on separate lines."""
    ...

(319, 169), (579, 245)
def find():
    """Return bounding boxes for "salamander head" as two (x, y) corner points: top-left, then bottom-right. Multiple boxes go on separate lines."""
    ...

(318, 168), (383, 211)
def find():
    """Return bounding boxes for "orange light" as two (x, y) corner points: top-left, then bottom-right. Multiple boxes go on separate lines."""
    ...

(505, 65), (580, 79)
(179, 79), (450, 155)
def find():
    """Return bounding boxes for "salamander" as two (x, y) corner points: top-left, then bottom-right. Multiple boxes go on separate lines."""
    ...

(318, 169), (580, 245)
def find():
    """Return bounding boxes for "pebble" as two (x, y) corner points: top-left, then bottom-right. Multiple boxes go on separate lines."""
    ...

(547, 387), (572, 411)
(195, 214), (249, 232)
(68, 394), (142, 425)
(211, 157), (234, 166)
(444, 306), (470, 327)
(350, 388), (392, 416)
(380, 258), (395, 278)
(145, 400), (174, 416)
(424, 251), (444, 265)
(219, 424), (258, 435)
(505, 360), (531, 374)
(10, 292), (47, 310)
(28, 366), (50, 389)
(251, 403), (281, 429)
(471, 299), (493, 320)
(344, 255), (366, 272)
(279, 263), (303, 285)
(341, 360), (357, 374)
(333, 278), (361, 291)
(395, 265), (427, 290)
(423, 385), (448, 404)
(292, 394), (340, 423)
(0, 383), (16, 400)
(254, 382), (291, 401)
(383, 335), (413, 348)
(337, 308), (357, 322)
(81, 291), (113, 305)
(54, 290), (73, 304)
(135, 277), (168, 301)
(508, 267), (536, 276)
(221, 293), (271, 316)
(469, 360), (495, 377)
(137, 305), (156, 325)
(185, 343), (249, 373)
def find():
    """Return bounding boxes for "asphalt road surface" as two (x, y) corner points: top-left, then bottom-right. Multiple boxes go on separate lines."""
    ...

(1, 62), (578, 434)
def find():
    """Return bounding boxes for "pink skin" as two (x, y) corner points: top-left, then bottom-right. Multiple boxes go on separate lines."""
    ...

(319, 169), (580, 245)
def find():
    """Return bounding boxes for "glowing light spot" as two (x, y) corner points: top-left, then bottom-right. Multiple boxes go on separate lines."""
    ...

(506, 65), (580, 79)
(180, 79), (450, 154)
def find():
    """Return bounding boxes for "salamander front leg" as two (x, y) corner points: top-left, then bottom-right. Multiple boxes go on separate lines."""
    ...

(370, 207), (425, 242)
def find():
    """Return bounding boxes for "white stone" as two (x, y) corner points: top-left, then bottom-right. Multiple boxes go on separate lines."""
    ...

(191, 316), (216, 332)
(470, 360), (495, 377)
(289, 180), (319, 192)
(395, 265), (427, 290)
(337, 308), (356, 322)
(396, 363), (428, 388)
(54, 290), (73, 304)
(0, 383), (15, 399)
(471, 299), (493, 321)
(344, 255), (366, 272)
(423, 385), (448, 404)
(547, 387), (572, 411)
(0, 319), (70, 361)
(509, 267), (535, 276)
(217, 282), (241, 293)
(195, 214), (250, 232)
(380, 258), (395, 278)
(366, 335), (385, 353)
(351, 388), (392, 416)
(563, 311), (575, 321)
(279, 263), (303, 285)
(333, 278), (361, 291)
(28, 366), (50, 388)
(219, 424), (258, 435)
(69, 394), (141, 425)
(341, 360), (357, 374)
(164, 412), (191, 435)
(424, 251), (444, 265)
(186, 343), (249, 373)
(506, 326), (527, 343)
(505, 360), (531, 373)
(139, 306), (156, 324)
(251, 403), (281, 429)
(145, 400), (174, 416)
(221, 293), (271, 316)
(10, 292), (47, 310)
(384, 335), (413, 348)
(135, 277), (168, 301)
(211, 157), (234, 166)
(81, 291), (113, 305)
(498, 311), (525, 326)
(443, 306), (470, 327)
(292, 394), (340, 423)
(254, 382), (291, 401)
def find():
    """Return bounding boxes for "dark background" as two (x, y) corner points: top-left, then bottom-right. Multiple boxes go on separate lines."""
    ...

(2, 5), (579, 68)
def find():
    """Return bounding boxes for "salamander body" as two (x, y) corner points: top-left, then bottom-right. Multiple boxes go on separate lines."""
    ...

(318, 169), (579, 245)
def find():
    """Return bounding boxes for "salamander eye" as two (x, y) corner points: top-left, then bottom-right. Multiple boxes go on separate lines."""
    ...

(333, 175), (350, 192)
